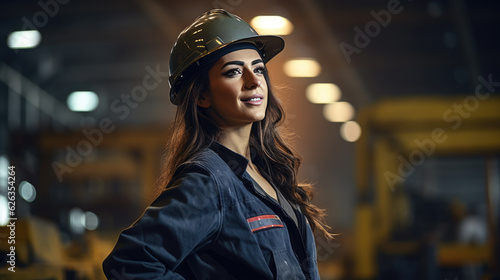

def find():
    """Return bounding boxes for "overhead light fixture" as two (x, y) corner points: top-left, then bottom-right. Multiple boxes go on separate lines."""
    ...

(0, 155), (8, 192)
(323, 101), (355, 122)
(70, 208), (85, 234)
(0, 196), (8, 226)
(19, 181), (37, 202)
(250, 15), (293, 35)
(283, 58), (321, 77)
(340, 121), (362, 142)
(84, 211), (100, 231)
(306, 83), (342, 104)
(67, 91), (99, 112)
(7, 30), (41, 49)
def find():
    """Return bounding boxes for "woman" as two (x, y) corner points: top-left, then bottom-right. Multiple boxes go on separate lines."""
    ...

(103, 9), (333, 279)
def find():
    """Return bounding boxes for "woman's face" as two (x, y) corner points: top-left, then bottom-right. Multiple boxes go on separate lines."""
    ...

(199, 48), (268, 128)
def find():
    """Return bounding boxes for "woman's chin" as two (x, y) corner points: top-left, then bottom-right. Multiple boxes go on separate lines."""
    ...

(254, 112), (267, 121)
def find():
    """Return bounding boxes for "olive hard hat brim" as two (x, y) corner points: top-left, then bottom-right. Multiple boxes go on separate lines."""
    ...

(168, 9), (285, 105)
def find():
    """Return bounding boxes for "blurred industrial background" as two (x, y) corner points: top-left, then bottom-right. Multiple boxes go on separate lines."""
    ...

(0, 0), (499, 279)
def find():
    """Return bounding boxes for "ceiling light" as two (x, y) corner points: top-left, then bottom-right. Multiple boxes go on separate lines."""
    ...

(323, 102), (355, 122)
(283, 58), (321, 77)
(0, 155), (8, 191)
(250, 15), (293, 35)
(70, 208), (85, 234)
(19, 181), (37, 202)
(0, 196), (8, 226)
(7, 30), (41, 49)
(306, 83), (341, 104)
(84, 211), (100, 231)
(67, 91), (99, 112)
(340, 121), (362, 142)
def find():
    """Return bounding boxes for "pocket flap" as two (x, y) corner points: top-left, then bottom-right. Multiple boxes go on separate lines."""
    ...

(247, 215), (284, 233)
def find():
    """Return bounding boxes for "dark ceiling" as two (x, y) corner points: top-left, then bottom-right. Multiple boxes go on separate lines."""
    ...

(1, 0), (499, 226)
(2, 0), (499, 126)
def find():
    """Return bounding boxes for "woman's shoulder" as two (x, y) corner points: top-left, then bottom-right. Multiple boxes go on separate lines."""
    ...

(178, 148), (221, 170)
(163, 150), (222, 198)
(173, 147), (230, 180)
(164, 148), (234, 203)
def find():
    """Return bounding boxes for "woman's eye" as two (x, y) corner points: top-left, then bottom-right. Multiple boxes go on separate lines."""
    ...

(254, 66), (266, 74)
(223, 68), (242, 77)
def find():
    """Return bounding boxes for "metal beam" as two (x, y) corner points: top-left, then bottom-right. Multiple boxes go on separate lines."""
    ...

(0, 63), (81, 129)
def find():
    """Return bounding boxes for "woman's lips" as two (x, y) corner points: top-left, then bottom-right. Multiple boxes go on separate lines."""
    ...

(241, 95), (264, 105)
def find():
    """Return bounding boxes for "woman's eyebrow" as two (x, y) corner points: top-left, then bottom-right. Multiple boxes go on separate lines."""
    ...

(220, 59), (264, 70)
(220, 61), (244, 70)
(252, 59), (263, 65)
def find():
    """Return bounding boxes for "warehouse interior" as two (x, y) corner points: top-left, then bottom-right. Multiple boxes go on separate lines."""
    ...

(0, 0), (499, 279)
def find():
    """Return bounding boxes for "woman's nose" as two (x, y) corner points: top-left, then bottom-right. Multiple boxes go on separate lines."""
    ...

(243, 70), (262, 90)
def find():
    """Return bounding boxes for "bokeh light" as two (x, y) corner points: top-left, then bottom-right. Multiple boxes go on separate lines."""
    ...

(306, 83), (342, 104)
(284, 58), (321, 77)
(7, 30), (41, 49)
(250, 15), (293, 35)
(67, 91), (99, 112)
(340, 121), (362, 142)
(323, 102), (355, 122)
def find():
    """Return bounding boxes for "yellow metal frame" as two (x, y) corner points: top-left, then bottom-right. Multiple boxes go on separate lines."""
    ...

(354, 96), (500, 278)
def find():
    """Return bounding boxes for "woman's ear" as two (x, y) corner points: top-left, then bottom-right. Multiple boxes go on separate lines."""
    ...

(197, 93), (211, 108)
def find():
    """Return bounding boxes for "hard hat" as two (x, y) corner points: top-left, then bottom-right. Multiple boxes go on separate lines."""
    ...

(168, 9), (285, 105)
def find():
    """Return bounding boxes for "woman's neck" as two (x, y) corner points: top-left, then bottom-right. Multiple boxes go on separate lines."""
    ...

(218, 124), (253, 160)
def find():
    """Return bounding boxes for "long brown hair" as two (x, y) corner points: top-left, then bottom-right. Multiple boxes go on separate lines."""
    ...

(158, 61), (334, 239)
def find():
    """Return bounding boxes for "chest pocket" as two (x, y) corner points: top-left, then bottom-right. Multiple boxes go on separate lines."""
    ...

(272, 248), (306, 280)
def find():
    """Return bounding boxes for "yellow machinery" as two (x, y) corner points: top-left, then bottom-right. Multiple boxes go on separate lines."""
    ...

(354, 96), (500, 278)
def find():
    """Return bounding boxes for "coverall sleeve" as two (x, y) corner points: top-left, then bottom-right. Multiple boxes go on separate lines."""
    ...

(102, 166), (222, 279)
